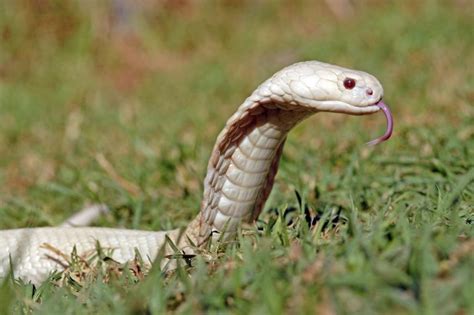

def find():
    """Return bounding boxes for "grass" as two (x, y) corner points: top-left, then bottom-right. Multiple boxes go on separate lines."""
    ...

(0, 0), (473, 314)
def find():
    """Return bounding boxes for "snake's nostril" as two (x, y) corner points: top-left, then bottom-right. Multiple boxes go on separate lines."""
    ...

(366, 88), (373, 96)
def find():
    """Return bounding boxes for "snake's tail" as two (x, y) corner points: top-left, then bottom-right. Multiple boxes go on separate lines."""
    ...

(60, 204), (110, 227)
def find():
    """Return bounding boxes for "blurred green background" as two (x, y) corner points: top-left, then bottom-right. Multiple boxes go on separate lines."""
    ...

(0, 1), (473, 314)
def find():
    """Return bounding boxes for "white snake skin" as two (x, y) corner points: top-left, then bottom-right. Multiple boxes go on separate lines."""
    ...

(0, 61), (384, 284)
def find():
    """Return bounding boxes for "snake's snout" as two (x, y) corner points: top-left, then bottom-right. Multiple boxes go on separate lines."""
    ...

(366, 101), (393, 146)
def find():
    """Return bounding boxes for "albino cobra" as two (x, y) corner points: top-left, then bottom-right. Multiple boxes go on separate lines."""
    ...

(0, 61), (393, 284)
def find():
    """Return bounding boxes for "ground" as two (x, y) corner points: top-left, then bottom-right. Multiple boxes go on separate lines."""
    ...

(0, 1), (473, 314)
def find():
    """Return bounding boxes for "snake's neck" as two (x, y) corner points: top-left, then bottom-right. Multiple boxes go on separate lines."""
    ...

(192, 92), (315, 242)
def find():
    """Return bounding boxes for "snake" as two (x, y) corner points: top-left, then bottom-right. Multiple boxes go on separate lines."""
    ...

(0, 61), (393, 284)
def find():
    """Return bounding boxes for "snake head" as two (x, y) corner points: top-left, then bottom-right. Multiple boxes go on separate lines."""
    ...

(263, 60), (392, 144)
(268, 61), (382, 113)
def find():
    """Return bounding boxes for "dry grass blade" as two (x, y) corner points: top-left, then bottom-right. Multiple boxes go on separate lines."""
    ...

(96, 153), (141, 196)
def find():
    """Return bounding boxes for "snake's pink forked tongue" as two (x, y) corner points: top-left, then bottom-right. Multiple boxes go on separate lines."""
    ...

(366, 101), (393, 146)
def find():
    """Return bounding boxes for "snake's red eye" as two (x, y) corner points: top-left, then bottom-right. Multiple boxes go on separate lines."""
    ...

(343, 78), (356, 89)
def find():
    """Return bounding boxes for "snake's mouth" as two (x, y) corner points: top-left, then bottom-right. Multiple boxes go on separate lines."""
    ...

(366, 101), (393, 146)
